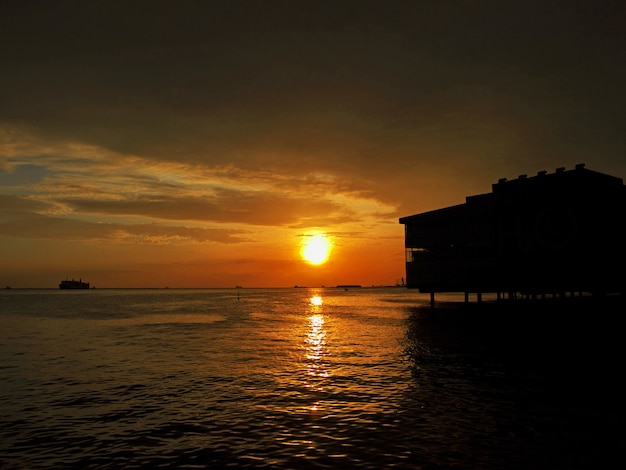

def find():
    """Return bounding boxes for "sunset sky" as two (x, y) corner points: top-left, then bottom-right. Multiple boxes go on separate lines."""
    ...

(1, 0), (625, 288)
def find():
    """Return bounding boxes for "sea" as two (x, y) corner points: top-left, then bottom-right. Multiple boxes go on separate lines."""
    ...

(0, 287), (622, 469)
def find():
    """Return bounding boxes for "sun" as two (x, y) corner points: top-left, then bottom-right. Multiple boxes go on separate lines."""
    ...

(301, 234), (332, 265)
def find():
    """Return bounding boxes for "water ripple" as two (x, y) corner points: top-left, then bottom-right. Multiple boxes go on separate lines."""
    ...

(0, 288), (622, 469)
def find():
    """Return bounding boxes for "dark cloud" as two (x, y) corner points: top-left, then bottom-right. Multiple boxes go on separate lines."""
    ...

(2, 0), (623, 187)
(1, 1), (625, 287)
(0, 194), (53, 214)
(0, 208), (248, 244)
(58, 189), (348, 226)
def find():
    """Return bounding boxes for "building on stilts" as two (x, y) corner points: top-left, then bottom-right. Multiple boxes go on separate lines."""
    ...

(399, 164), (625, 307)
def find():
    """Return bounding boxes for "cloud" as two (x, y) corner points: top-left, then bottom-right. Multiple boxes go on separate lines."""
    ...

(0, 204), (248, 244)
(1, 127), (398, 227)
(3, 0), (623, 184)
(58, 190), (346, 226)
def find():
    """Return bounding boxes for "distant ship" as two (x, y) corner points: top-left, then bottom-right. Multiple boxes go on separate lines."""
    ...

(59, 278), (90, 289)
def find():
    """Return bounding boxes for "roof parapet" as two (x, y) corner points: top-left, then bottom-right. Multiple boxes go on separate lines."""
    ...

(495, 163), (588, 186)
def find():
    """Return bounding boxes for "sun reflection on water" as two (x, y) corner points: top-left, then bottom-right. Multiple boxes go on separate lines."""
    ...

(310, 295), (323, 307)
(306, 314), (325, 362)
(305, 293), (329, 412)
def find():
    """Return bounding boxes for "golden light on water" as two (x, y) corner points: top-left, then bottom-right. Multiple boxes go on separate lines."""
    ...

(305, 293), (328, 412)
(306, 313), (326, 364)
(300, 233), (333, 265)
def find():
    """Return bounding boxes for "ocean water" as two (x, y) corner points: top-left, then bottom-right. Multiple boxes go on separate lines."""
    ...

(0, 287), (622, 469)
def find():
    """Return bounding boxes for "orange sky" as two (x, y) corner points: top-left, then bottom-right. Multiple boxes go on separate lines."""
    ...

(1, 1), (625, 288)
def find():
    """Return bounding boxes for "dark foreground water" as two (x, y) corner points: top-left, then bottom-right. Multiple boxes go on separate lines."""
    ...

(0, 288), (622, 469)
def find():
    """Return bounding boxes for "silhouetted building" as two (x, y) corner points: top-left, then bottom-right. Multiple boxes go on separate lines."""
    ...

(399, 164), (626, 301)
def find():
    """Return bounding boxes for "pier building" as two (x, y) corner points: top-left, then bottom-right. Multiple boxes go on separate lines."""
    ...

(399, 164), (625, 304)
